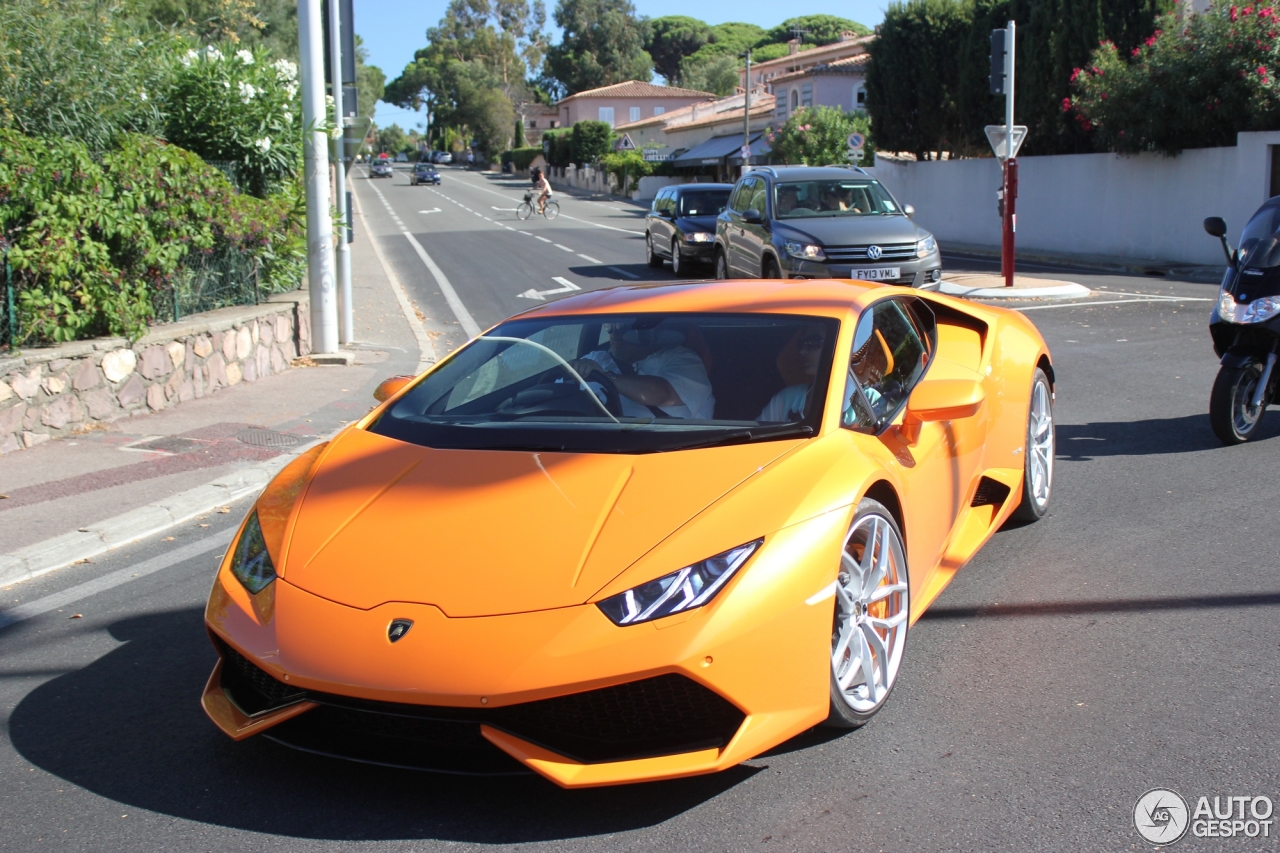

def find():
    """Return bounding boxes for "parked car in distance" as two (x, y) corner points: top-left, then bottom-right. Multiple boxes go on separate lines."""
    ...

(369, 159), (393, 178)
(714, 166), (942, 288)
(394, 152), (408, 162)
(434, 151), (453, 165)
(646, 184), (735, 277)
(410, 163), (442, 186)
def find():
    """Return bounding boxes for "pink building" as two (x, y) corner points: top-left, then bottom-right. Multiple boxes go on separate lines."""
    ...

(557, 80), (715, 129)
(769, 53), (871, 125)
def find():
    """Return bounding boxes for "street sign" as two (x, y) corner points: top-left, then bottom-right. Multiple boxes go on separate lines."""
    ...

(614, 134), (636, 151)
(985, 125), (1027, 160)
(642, 148), (673, 162)
(739, 145), (752, 161)
(847, 132), (866, 151)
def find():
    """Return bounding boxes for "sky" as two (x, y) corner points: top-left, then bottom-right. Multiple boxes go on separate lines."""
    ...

(355, 0), (892, 131)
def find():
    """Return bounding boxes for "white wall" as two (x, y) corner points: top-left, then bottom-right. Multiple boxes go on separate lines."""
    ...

(865, 131), (1280, 266)
(635, 176), (682, 200)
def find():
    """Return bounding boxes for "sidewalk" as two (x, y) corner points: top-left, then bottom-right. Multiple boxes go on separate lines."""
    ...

(0, 201), (430, 587)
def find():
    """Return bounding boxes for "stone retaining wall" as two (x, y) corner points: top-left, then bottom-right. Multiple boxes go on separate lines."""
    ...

(0, 292), (310, 454)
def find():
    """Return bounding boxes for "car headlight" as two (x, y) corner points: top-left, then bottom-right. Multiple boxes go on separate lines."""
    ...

(1219, 289), (1280, 323)
(916, 235), (937, 258)
(785, 242), (826, 261)
(684, 231), (714, 243)
(596, 540), (762, 626)
(229, 511), (276, 594)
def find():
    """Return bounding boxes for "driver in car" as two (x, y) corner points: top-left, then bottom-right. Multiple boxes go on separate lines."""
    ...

(569, 322), (714, 419)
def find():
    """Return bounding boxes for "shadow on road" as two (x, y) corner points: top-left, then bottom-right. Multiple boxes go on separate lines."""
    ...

(1055, 413), (1276, 459)
(9, 607), (759, 842)
(922, 591), (1280, 621)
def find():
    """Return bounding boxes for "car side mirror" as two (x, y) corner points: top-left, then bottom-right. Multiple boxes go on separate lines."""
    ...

(1204, 217), (1235, 266)
(902, 204), (915, 218)
(743, 208), (763, 224)
(374, 375), (416, 403)
(897, 379), (984, 444)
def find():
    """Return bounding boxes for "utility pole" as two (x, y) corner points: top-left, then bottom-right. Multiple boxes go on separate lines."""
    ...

(299, 0), (337, 354)
(327, 0), (353, 344)
(1002, 20), (1016, 289)
(742, 50), (751, 178)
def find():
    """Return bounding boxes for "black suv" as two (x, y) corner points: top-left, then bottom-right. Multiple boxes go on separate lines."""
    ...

(645, 183), (734, 276)
(713, 166), (941, 287)
(410, 162), (441, 186)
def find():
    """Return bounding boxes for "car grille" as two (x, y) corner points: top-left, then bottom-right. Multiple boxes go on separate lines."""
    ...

(213, 640), (745, 769)
(823, 242), (918, 262)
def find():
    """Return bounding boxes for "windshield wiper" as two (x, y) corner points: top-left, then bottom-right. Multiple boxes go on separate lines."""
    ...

(661, 424), (814, 452)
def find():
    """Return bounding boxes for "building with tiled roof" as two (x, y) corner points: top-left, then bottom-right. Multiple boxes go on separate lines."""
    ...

(769, 51), (872, 124)
(556, 80), (716, 129)
(740, 33), (874, 90)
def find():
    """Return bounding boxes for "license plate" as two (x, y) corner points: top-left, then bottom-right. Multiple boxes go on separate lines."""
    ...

(852, 267), (900, 281)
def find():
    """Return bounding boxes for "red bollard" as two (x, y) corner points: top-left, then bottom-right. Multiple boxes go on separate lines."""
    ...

(1002, 158), (1018, 287)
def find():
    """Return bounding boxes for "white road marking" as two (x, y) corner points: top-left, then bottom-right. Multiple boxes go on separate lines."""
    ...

(418, 208), (441, 214)
(608, 266), (640, 280)
(577, 254), (602, 263)
(448, 174), (646, 234)
(492, 206), (517, 211)
(1014, 296), (1214, 311)
(554, 244), (575, 253)
(518, 277), (582, 301)
(402, 232), (483, 338)
(535, 236), (552, 243)
(0, 532), (234, 631)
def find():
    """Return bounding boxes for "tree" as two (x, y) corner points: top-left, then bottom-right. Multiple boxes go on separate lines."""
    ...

(1070, 1), (1280, 154)
(354, 35), (385, 122)
(763, 15), (871, 46)
(127, 0), (299, 56)
(766, 105), (870, 165)
(514, 116), (526, 147)
(569, 119), (613, 164)
(543, 0), (652, 95)
(374, 123), (410, 155)
(646, 16), (713, 84)
(679, 53), (740, 96)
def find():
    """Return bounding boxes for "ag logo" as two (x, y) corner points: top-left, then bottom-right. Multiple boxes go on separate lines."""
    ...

(387, 618), (414, 643)
(1134, 788), (1190, 845)
(867, 245), (883, 260)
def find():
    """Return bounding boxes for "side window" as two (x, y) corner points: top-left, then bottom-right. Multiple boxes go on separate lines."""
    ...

(746, 179), (768, 214)
(728, 179), (755, 214)
(842, 299), (933, 431)
(652, 190), (666, 212)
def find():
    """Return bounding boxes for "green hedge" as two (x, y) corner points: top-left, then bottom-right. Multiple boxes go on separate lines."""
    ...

(0, 130), (304, 345)
(543, 128), (573, 168)
(503, 147), (543, 171)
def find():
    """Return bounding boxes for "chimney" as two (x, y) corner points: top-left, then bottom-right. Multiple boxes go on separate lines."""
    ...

(788, 38), (800, 55)
(841, 30), (858, 42)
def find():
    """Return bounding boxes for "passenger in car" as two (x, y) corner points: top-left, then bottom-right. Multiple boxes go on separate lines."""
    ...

(571, 321), (715, 419)
(758, 325), (827, 422)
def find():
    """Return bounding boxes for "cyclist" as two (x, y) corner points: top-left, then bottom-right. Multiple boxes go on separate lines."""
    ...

(532, 168), (553, 215)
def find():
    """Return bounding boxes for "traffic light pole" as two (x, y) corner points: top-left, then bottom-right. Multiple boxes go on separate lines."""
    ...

(1001, 20), (1016, 288)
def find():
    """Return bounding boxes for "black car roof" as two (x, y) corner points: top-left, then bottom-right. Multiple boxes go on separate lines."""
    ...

(671, 183), (733, 192)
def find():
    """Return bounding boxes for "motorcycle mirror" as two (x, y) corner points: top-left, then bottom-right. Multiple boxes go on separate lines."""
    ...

(1203, 217), (1227, 238)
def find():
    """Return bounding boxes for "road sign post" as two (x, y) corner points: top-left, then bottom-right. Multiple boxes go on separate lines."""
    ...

(989, 21), (1017, 287)
(847, 131), (865, 163)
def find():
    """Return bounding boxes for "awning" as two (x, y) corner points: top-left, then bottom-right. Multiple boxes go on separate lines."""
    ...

(671, 134), (748, 167)
(726, 133), (770, 166)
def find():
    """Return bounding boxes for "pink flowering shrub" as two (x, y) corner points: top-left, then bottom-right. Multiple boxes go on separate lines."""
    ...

(766, 106), (872, 166)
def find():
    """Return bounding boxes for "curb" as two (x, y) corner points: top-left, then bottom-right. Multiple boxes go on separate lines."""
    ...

(939, 279), (1092, 300)
(942, 245), (1222, 283)
(0, 442), (322, 588)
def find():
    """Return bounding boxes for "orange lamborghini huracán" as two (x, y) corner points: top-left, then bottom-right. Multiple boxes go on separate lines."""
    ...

(202, 279), (1055, 788)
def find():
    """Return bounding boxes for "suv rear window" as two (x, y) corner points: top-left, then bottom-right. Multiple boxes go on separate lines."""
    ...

(678, 190), (730, 217)
(773, 180), (899, 219)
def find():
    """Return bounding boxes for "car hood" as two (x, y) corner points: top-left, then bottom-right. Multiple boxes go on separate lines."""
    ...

(774, 215), (926, 247)
(280, 428), (801, 616)
(677, 215), (718, 233)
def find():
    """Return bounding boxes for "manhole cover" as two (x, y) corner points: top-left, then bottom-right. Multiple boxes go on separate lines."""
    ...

(235, 428), (303, 448)
(129, 436), (209, 455)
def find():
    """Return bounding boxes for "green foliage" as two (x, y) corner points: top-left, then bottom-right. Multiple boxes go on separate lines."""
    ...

(679, 53), (741, 96)
(764, 15), (871, 46)
(127, 0), (299, 57)
(752, 42), (814, 62)
(0, 130), (303, 344)
(164, 44), (302, 197)
(514, 116), (527, 148)
(1070, 1), (1280, 153)
(373, 123), (420, 155)
(646, 16), (714, 84)
(599, 149), (650, 194)
(766, 106), (872, 166)
(0, 0), (172, 151)
(570, 119), (613, 164)
(505, 146), (543, 170)
(354, 35), (385, 123)
(542, 127), (573, 166)
(866, 0), (1174, 158)
(543, 0), (653, 95)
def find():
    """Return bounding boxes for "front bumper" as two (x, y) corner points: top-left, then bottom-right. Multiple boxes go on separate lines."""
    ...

(202, 512), (844, 787)
(784, 255), (943, 288)
(677, 241), (716, 262)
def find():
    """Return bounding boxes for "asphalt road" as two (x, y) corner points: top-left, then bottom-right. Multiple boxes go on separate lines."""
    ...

(2, 164), (1278, 851)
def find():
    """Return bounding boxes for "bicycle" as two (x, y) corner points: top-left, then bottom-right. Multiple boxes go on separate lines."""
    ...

(516, 191), (560, 220)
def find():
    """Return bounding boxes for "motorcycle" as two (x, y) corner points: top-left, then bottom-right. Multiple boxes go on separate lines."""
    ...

(1204, 202), (1280, 444)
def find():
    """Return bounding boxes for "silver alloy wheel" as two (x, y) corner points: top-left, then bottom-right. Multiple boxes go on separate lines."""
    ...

(671, 238), (683, 276)
(1234, 368), (1263, 435)
(832, 514), (909, 714)
(1027, 379), (1054, 512)
(715, 251), (728, 280)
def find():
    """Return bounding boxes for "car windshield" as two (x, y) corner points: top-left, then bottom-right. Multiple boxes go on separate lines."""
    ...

(773, 180), (899, 219)
(1238, 203), (1280, 269)
(369, 313), (840, 453)
(679, 190), (731, 217)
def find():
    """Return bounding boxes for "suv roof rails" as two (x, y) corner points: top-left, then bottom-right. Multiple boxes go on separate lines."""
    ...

(747, 166), (777, 177)
(819, 164), (870, 175)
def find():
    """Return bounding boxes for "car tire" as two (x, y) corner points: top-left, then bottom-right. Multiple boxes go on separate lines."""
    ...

(1011, 368), (1055, 522)
(1210, 362), (1267, 445)
(714, 249), (730, 280)
(646, 233), (664, 268)
(762, 258), (782, 279)
(824, 498), (910, 729)
(671, 238), (685, 277)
